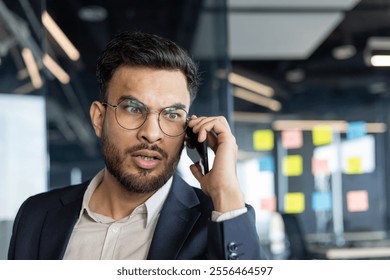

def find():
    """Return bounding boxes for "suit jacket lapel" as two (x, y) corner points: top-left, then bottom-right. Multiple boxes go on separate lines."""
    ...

(39, 184), (86, 259)
(147, 175), (201, 260)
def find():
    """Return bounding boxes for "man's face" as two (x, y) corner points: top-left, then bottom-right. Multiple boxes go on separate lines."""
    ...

(96, 66), (191, 193)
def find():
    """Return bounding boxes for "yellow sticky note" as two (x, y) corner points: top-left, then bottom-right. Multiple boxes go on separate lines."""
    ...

(253, 130), (274, 151)
(346, 157), (363, 174)
(282, 155), (303, 176)
(284, 192), (305, 213)
(312, 125), (333, 146)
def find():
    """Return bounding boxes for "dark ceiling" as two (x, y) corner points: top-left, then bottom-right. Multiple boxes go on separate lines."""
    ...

(46, 0), (202, 75)
(2, 0), (390, 168)
(231, 0), (390, 116)
(43, 0), (390, 117)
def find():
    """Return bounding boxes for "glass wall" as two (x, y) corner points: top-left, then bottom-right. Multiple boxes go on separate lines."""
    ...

(0, 0), (47, 259)
(0, 0), (230, 259)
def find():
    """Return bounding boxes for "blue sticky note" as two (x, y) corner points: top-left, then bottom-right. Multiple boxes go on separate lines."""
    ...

(259, 156), (274, 172)
(347, 121), (366, 140)
(312, 192), (332, 211)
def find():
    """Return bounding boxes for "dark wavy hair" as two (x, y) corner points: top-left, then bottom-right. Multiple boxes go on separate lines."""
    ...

(96, 31), (200, 103)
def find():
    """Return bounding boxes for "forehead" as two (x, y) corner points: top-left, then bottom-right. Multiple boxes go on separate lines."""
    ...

(107, 66), (191, 109)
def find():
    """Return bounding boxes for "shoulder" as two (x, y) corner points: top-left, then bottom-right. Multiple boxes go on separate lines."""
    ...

(19, 181), (89, 213)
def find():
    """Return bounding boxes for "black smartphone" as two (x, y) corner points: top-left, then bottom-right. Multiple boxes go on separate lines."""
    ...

(186, 126), (209, 174)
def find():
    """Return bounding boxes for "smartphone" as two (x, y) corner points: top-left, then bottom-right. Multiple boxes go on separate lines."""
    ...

(186, 126), (209, 174)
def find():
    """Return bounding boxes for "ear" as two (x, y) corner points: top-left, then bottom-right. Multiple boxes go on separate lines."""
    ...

(90, 101), (105, 138)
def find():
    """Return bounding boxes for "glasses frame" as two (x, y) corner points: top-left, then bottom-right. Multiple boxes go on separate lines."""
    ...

(101, 99), (189, 137)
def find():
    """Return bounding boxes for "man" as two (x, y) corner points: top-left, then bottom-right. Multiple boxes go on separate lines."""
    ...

(8, 31), (266, 260)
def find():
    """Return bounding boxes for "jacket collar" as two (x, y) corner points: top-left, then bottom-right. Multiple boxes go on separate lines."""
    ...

(147, 174), (202, 259)
(39, 183), (87, 259)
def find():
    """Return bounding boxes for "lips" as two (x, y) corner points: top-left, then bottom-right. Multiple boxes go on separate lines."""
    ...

(132, 150), (162, 170)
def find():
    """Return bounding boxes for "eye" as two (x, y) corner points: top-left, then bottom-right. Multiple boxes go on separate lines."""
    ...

(166, 112), (179, 120)
(162, 108), (186, 121)
(120, 99), (145, 115)
(125, 105), (142, 114)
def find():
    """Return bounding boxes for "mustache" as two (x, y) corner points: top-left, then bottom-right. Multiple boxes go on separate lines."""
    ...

(125, 143), (168, 159)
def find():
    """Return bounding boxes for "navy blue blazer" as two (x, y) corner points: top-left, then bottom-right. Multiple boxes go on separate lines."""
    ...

(8, 174), (265, 260)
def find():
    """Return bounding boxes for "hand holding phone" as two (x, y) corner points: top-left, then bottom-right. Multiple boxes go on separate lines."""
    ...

(186, 126), (209, 174)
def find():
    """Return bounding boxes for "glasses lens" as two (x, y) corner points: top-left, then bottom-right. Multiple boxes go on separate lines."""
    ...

(159, 107), (188, 136)
(116, 99), (147, 130)
(113, 99), (188, 136)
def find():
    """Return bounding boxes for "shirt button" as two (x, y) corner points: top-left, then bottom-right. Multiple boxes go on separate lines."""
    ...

(112, 226), (119, 233)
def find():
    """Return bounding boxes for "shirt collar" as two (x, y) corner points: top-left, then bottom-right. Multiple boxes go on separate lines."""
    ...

(144, 176), (172, 225)
(76, 169), (173, 227)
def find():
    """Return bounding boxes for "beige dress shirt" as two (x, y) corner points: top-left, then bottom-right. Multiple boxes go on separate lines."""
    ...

(63, 170), (247, 259)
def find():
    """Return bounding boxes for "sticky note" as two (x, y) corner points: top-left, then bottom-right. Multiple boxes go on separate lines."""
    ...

(312, 125), (332, 146)
(341, 135), (375, 174)
(282, 130), (303, 149)
(347, 121), (366, 140)
(312, 157), (330, 175)
(260, 196), (276, 212)
(312, 192), (332, 211)
(259, 156), (274, 172)
(253, 130), (274, 151)
(346, 157), (363, 174)
(282, 155), (303, 176)
(347, 190), (369, 212)
(284, 192), (305, 213)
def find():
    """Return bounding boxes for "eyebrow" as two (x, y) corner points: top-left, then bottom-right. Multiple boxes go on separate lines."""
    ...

(118, 95), (188, 111)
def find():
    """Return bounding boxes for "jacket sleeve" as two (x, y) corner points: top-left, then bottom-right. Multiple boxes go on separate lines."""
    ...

(207, 205), (267, 260)
(7, 196), (31, 260)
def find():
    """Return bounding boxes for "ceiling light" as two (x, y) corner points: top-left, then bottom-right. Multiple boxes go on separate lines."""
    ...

(285, 68), (305, 83)
(365, 37), (390, 67)
(228, 72), (274, 97)
(368, 82), (387, 94)
(233, 112), (273, 123)
(21, 48), (43, 89)
(370, 55), (390, 67)
(332, 44), (356, 60)
(43, 54), (70, 84)
(78, 6), (108, 22)
(42, 11), (80, 61)
(233, 87), (281, 112)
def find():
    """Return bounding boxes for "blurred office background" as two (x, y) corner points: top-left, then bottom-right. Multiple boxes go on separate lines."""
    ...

(2, 0), (390, 259)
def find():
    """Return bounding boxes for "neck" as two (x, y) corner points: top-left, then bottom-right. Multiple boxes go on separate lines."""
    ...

(89, 169), (156, 220)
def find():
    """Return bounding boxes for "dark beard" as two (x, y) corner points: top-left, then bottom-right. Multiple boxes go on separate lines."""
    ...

(101, 132), (183, 194)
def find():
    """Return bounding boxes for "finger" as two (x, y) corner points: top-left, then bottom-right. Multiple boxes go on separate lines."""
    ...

(191, 116), (230, 136)
(191, 117), (232, 149)
(187, 116), (207, 131)
(187, 116), (209, 142)
(190, 163), (205, 184)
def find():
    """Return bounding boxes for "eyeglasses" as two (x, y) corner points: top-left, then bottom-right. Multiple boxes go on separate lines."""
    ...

(101, 98), (188, 137)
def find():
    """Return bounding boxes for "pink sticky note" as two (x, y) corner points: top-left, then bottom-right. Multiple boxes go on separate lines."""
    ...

(312, 157), (330, 175)
(260, 196), (276, 212)
(282, 130), (303, 149)
(347, 190), (369, 212)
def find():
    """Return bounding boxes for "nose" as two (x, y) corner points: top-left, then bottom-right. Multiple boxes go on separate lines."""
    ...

(136, 112), (164, 143)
